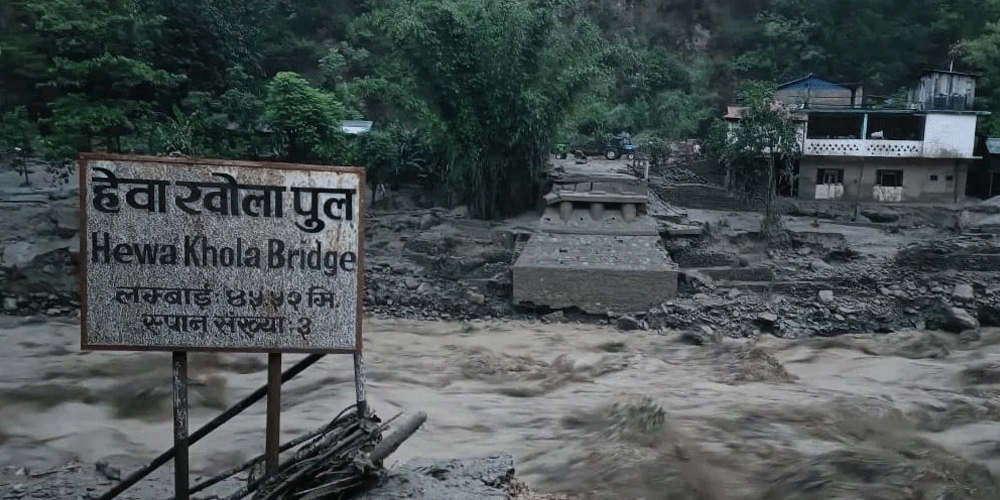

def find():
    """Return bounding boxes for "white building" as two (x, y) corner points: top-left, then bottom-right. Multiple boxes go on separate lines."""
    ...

(728, 70), (989, 203)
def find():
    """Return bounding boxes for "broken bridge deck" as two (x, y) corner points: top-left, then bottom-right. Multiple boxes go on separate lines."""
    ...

(513, 161), (678, 314)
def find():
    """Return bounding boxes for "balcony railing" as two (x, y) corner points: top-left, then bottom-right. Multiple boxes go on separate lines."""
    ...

(803, 139), (923, 157)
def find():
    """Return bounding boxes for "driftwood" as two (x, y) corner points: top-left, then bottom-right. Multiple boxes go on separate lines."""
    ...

(195, 405), (426, 500)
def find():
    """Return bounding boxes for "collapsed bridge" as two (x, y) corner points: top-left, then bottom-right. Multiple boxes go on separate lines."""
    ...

(512, 161), (679, 314)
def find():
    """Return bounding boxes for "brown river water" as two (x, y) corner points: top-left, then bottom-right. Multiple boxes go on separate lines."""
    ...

(3, 314), (1000, 499)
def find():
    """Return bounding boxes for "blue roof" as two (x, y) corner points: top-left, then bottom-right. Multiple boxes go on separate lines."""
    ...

(778, 73), (849, 91)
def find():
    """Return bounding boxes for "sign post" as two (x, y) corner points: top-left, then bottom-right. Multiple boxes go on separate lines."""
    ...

(78, 154), (366, 499)
(266, 352), (281, 475)
(172, 352), (189, 500)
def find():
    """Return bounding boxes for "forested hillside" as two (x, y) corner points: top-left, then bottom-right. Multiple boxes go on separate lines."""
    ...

(2, 0), (999, 216)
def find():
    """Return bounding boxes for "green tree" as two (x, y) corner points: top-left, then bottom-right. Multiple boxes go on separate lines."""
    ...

(956, 20), (1000, 135)
(263, 71), (346, 162)
(710, 81), (801, 243)
(1, 0), (183, 156)
(730, 0), (942, 93)
(354, 0), (605, 219)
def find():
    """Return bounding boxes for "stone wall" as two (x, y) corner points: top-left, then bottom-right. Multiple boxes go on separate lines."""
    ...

(650, 183), (758, 211)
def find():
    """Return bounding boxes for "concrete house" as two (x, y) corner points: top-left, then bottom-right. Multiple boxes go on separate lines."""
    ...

(726, 70), (988, 204)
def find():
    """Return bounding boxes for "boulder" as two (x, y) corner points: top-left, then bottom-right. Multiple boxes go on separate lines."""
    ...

(810, 259), (834, 272)
(943, 307), (979, 333)
(952, 284), (975, 301)
(466, 291), (486, 306)
(616, 314), (641, 331)
(755, 312), (779, 334)
(818, 290), (835, 305)
(757, 312), (778, 325)
(681, 325), (717, 345)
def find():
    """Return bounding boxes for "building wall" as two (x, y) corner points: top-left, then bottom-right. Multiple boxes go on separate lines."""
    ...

(916, 72), (976, 109)
(923, 113), (978, 158)
(798, 157), (968, 203)
(776, 87), (854, 108)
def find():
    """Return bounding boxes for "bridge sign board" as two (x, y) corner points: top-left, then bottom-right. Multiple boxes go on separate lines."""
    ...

(78, 153), (365, 353)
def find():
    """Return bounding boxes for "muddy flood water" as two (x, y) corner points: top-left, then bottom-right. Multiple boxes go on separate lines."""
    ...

(3, 315), (1000, 499)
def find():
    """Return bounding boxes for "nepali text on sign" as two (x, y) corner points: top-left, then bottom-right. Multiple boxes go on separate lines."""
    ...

(79, 154), (365, 353)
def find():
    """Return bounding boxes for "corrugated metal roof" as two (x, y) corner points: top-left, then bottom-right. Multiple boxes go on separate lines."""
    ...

(778, 74), (848, 91)
(986, 138), (1000, 155)
(341, 120), (373, 134)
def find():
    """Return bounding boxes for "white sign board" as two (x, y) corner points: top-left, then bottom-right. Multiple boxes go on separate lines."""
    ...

(79, 154), (365, 353)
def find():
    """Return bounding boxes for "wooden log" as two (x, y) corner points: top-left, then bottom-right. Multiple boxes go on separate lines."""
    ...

(371, 412), (427, 463)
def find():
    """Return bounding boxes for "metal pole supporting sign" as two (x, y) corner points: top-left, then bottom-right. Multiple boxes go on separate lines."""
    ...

(353, 350), (368, 419)
(172, 352), (189, 500)
(266, 353), (282, 475)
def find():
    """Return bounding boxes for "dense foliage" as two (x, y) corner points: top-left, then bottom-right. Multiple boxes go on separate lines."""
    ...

(3, 0), (1000, 216)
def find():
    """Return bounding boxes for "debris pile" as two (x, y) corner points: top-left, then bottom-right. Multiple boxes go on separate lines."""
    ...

(203, 408), (427, 500)
(656, 167), (709, 185)
(362, 209), (515, 321)
(896, 234), (1000, 271)
(633, 249), (1000, 338)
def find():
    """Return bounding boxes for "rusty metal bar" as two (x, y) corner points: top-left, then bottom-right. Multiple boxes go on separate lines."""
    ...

(353, 350), (367, 420)
(266, 353), (282, 476)
(97, 353), (324, 500)
(172, 352), (189, 500)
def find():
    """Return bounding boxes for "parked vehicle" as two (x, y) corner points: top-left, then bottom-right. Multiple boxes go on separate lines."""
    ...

(604, 132), (637, 160)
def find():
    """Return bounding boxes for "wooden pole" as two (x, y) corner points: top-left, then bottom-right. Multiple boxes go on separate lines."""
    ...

(172, 352), (189, 500)
(353, 350), (367, 420)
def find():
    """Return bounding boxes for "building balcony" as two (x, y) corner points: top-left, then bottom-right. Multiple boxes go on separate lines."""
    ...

(803, 138), (924, 157)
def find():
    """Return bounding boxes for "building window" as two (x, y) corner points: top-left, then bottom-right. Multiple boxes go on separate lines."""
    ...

(816, 168), (845, 185)
(866, 114), (925, 140)
(876, 169), (903, 187)
(807, 114), (864, 139)
(946, 175), (954, 181)
(930, 175), (939, 181)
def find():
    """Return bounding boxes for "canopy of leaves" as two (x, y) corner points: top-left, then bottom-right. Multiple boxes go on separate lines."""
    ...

(3, 0), (1000, 216)
(956, 20), (1000, 135)
(351, 0), (606, 218)
(264, 71), (346, 162)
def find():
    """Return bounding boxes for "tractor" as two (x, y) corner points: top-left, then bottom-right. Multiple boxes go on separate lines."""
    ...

(603, 131), (637, 160)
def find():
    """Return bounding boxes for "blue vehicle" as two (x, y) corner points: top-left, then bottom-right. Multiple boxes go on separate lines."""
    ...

(604, 131), (637, 160)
